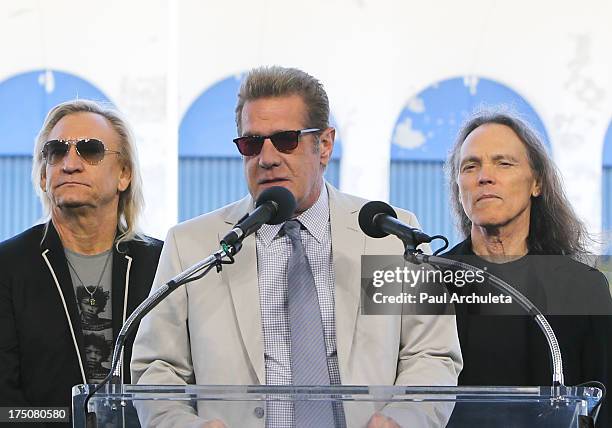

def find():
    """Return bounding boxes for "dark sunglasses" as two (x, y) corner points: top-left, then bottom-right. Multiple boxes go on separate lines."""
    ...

(42, 139), (121, 166)
(233, 128), (320, 156)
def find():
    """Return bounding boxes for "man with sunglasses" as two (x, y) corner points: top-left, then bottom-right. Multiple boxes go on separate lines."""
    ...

(132, 66), (461, 427)
(0, 99), (162, 425)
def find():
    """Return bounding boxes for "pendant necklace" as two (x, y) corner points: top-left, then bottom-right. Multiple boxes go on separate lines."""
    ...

(67, 251), (112, 306)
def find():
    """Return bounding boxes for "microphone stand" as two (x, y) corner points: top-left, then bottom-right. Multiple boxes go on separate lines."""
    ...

(82, 242), (240, 427)
(403, 247), (565, 387)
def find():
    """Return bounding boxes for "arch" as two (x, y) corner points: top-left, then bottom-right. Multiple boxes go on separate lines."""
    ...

(0, 69), (109, 155)
(0, 69), (110, 240)
(179, 74), (342, 221)
(389, 76), (549, 250)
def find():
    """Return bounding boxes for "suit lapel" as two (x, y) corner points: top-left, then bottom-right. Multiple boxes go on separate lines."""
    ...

(328, 185), (365, 376)
(111, 246), (128, 343)
(41, 223), (88, 373)
(219, 196), (265, 383)
(217, 186), (364, 383)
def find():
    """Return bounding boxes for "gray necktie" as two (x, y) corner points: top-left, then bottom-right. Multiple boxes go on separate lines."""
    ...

(284, 220), (335, 427)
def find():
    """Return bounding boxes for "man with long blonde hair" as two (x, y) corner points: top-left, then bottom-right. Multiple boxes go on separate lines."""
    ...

(0, 99), (162, 423)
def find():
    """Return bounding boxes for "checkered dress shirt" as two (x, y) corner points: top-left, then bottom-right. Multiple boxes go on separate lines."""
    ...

(256, 187), (341, 428)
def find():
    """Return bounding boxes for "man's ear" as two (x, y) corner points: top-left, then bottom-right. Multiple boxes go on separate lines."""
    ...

(319, 127), (335, 167)
(40, 169), (47, 193)
(532, 178), (541, 197)
(117, 163), (132, 193)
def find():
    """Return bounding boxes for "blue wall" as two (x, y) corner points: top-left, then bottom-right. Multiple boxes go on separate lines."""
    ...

(0, 157), (42, 238)
(1, 70), (590, 251)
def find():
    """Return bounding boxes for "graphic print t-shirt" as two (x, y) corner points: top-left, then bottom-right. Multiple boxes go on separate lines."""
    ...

(65, 248), (114, 384)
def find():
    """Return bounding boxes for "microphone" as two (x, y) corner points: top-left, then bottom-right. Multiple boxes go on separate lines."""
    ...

(358, 201), (567, 387)
(358, 200), (433, 247)
(222, 186), (296, 248)
(83, 186), (297, 424)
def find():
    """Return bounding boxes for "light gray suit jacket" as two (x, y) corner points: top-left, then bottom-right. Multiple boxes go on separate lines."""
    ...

(131, 184), (462, 427)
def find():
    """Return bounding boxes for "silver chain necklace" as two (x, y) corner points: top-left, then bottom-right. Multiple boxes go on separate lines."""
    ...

(66, 251), (112, 306)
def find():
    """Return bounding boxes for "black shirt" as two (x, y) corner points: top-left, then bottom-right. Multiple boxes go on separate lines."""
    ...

(0, 223), (163, 427)
(444, 238), (612, 426)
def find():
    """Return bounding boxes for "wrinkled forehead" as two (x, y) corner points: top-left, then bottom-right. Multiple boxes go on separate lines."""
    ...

(459, 123), (530, 163)
(240, 95), (309, 135)
(47, 112), (121, 149)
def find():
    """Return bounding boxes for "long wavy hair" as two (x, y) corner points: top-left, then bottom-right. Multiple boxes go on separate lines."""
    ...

(32, 99), (146, 247)
(446, 110), (589, 256)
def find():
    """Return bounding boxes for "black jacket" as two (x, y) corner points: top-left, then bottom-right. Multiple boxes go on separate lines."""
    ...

(444, 238), (612, 427)
(0, 222), (162, 411)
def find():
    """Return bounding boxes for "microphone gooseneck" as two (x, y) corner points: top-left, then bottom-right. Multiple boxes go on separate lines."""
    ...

(413, 253), (565, 387)
(357, 200), (565, 387)
(83, 187), (297, 426)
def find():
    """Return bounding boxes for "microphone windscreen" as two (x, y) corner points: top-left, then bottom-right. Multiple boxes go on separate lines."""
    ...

(256, 186), (297, 225)
(358, 200), (398, 238)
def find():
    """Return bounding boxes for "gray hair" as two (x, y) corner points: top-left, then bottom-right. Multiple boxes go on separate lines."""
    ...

(446, 110), (589, 256)
(235, 66), (330, 136)
(32, 99), (145, 247)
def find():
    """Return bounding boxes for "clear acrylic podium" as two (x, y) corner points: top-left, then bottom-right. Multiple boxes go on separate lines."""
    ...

(72, 384), (602, 427)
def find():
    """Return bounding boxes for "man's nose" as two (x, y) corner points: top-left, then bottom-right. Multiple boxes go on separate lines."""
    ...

(61, 144), (85, 172)
(477, 163), (495, 185)
(258, 138), (282, 169)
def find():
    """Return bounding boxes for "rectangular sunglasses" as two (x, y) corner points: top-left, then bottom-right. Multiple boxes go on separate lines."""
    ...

(233, 128), (320, 156)
(42, 139), (121, 165)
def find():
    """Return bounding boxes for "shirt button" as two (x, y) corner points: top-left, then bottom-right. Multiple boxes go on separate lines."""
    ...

(253, 406), (265, 419)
